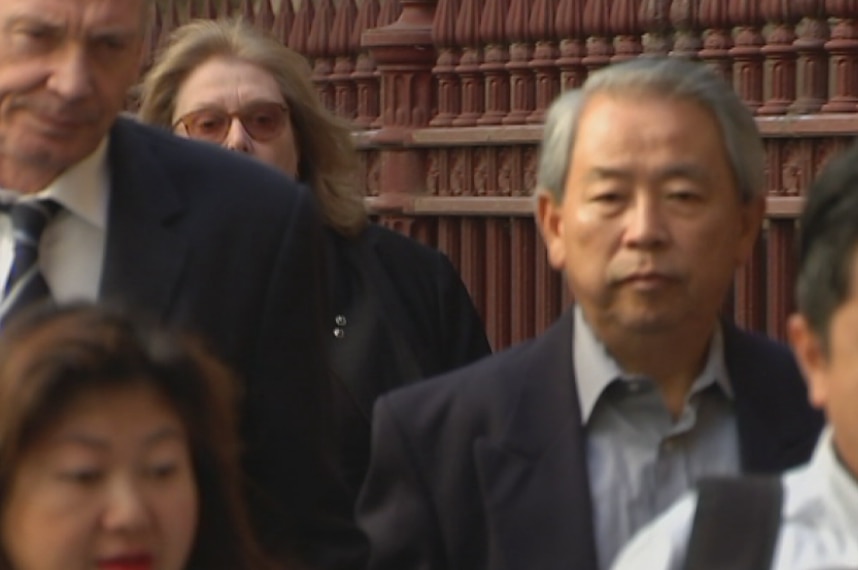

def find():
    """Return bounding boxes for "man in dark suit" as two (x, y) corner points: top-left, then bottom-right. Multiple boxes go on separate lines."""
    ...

(0, 1), (362, 569)
(357, 57), (824, 570)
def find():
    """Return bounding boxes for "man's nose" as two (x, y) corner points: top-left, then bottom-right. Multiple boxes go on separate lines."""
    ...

(46, 46), (95, 102)
(623, 194), (670, 249)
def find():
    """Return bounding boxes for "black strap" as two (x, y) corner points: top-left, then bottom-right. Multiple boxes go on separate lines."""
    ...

(683, 476), (783, 570)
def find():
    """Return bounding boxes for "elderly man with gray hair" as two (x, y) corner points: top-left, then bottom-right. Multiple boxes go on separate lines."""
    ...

(356, 56), (823, 570)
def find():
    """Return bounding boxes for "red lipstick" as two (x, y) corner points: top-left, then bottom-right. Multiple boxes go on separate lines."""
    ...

(97, 554), (153, 570)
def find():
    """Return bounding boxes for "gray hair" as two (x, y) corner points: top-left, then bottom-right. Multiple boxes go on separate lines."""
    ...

(535, 57), (765, 204)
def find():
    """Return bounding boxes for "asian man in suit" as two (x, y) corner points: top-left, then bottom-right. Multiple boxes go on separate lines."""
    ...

(356, 56), (824, 570)
(0, 1), (364, 569)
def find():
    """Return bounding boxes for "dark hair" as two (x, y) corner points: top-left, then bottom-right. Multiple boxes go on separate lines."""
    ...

(0, 303), (278, 570)
(796, 141), (858, 351)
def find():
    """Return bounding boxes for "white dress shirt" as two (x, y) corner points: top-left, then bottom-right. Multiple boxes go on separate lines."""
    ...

(610, 427), (858, 570)
(0, 138), (109, 306)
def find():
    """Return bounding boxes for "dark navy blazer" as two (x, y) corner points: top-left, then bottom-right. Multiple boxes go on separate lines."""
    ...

(357, 309), (824, 570)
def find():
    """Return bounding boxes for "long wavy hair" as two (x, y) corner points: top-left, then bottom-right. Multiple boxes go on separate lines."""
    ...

(138, 18), (367, 238)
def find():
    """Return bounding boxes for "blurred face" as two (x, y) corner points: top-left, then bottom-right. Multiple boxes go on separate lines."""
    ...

(1, 385), (198, 570)
(537, 94), (763, 339)
(0, 0), (145, 192)
(789, 248), (858, 479)
(172, 56), (299, 177)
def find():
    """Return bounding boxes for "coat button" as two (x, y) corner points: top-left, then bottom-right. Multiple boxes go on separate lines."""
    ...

(335, 314), (347, 327)
(333, 327), (345, 339)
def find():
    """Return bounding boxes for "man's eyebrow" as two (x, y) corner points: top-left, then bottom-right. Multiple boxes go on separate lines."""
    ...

(584, 167), (634, 183)
(655, 163), (711, 183)
(3, 14), (63, 32)
(89, 27), (140, 40)
(2, 16), (140, 44)
(584, 164), (712, 183)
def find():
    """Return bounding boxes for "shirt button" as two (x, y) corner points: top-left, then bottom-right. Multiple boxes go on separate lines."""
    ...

(335, 314), (347, 327)
(333, 327), (345, 339)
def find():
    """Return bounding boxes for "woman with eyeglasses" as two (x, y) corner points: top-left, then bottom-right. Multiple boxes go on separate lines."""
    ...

(0, 303), (282, 570)
(137, 18), (492, 503)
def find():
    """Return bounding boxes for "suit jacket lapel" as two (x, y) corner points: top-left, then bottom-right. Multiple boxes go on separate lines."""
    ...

(474, 311), (599, 570)
(99, 120), (188, 318)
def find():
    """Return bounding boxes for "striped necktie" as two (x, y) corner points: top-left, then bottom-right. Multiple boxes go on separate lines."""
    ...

(1, 199), (61, 324)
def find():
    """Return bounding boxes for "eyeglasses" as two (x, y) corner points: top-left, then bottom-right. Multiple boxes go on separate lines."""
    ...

(172, 102), (290, 143)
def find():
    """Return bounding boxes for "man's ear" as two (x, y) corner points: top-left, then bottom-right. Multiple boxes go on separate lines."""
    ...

(535, 190), (566, 271)
(786, 312), (829, 410)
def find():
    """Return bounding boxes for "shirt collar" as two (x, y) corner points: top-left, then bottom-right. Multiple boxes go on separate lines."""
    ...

(0, 137), (110, 228)
(815, 426), (858, 533)
(574, 306), (623, 423)
(573, 306), (733, 424)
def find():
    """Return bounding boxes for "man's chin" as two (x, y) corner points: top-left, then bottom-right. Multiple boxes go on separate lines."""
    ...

(0, 141), (93, 193)
(7, 131), (100, 167)
(612, 306), (684, 335)
(624, 320), (676, 335)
